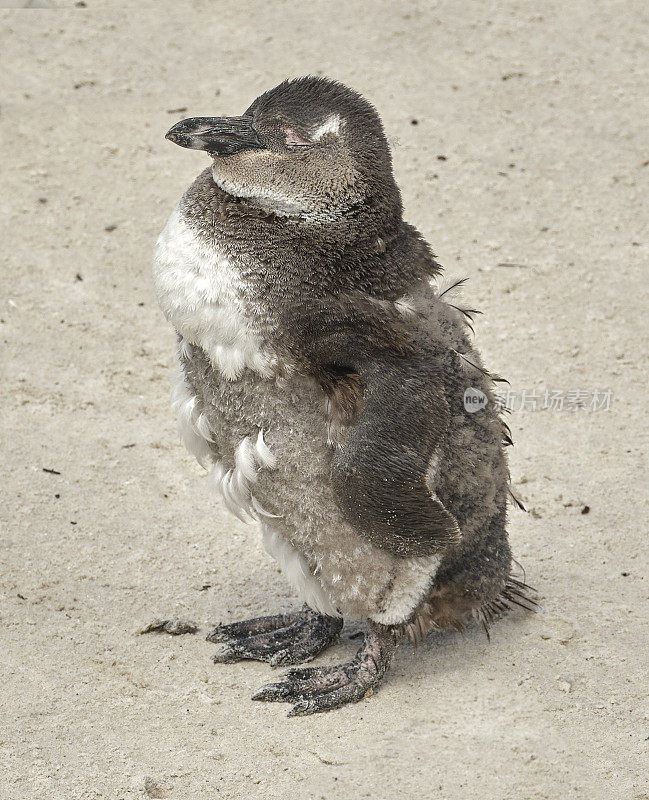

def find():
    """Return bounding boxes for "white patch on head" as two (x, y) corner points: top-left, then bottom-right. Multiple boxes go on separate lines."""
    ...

(312, 113), (342, 140)
(207, 432), (279, 525)
(369, 552), (444, 626)
(262, 523), (340, 617)
(153, 206), (275, 380)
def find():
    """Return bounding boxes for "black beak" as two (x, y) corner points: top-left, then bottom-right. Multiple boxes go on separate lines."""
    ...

(165, 116), (263, 155)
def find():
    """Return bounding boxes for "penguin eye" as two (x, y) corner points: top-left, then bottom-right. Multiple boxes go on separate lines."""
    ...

(283, 128), (314, 149)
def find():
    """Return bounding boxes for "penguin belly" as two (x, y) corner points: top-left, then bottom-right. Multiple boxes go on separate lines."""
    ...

(180, 350), (444, 625)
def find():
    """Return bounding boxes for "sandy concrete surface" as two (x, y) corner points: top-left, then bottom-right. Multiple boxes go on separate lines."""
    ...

(1, 2), (648, 798)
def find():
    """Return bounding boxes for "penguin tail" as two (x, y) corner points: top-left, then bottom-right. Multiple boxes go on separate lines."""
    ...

(475, 573), (538, 640)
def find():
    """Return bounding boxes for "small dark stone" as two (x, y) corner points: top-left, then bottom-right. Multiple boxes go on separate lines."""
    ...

(143, 777), (166, 798)
(436, 154), (447, 161)
(38, 197), (48, 204)
(410, 119), (419, 125)
(581, 505), (590, 514)
(54, 493), (60, 499)
(75, 273), (83, 281)
(621, 572), (629, 577)
(139, 619), (199, 636)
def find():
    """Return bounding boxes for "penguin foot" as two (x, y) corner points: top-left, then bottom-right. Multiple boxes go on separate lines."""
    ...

(252, 620), (396, 716)
(207, 605), (343, 666)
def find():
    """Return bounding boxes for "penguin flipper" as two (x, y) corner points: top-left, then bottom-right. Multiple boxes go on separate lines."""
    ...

(328, 353), (461, 558)
(279, 292), (460, 558)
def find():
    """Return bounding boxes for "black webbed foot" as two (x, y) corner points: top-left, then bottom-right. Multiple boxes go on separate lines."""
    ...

(252, 620), (396, 715)
(207, 605), (343, 667)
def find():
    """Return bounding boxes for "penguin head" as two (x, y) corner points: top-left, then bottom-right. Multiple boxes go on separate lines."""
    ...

(166, 77), (401, 224)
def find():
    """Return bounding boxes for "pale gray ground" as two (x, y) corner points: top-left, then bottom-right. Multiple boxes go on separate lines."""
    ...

(1, 2), (648, 798)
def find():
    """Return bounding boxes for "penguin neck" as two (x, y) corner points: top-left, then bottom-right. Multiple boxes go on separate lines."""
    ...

(181, 168), (432, 300)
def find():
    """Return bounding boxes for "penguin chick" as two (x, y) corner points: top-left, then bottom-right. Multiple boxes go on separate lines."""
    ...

(153, 76), (535, 716)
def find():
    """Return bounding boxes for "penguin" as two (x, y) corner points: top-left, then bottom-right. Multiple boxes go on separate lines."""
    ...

(153, 76), (535, 716)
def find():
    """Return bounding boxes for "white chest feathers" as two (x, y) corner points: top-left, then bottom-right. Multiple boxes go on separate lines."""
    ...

(153, 205), (274, 380)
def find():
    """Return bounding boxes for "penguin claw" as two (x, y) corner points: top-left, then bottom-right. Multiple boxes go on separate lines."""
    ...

(207, 614), (288, 643)
(287, 700), (312, 717)
(211, 632), (292, 664)
(252, 664), (349, 703)
(253, 621), (397, 715)
(286, 683), (368, 717)
(208, 606), (343, 666)
(212, 645), (243, 664)
(250, 681), (296, 702)
(284, 673), (380, 716)
(205, 629), (230, 644)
